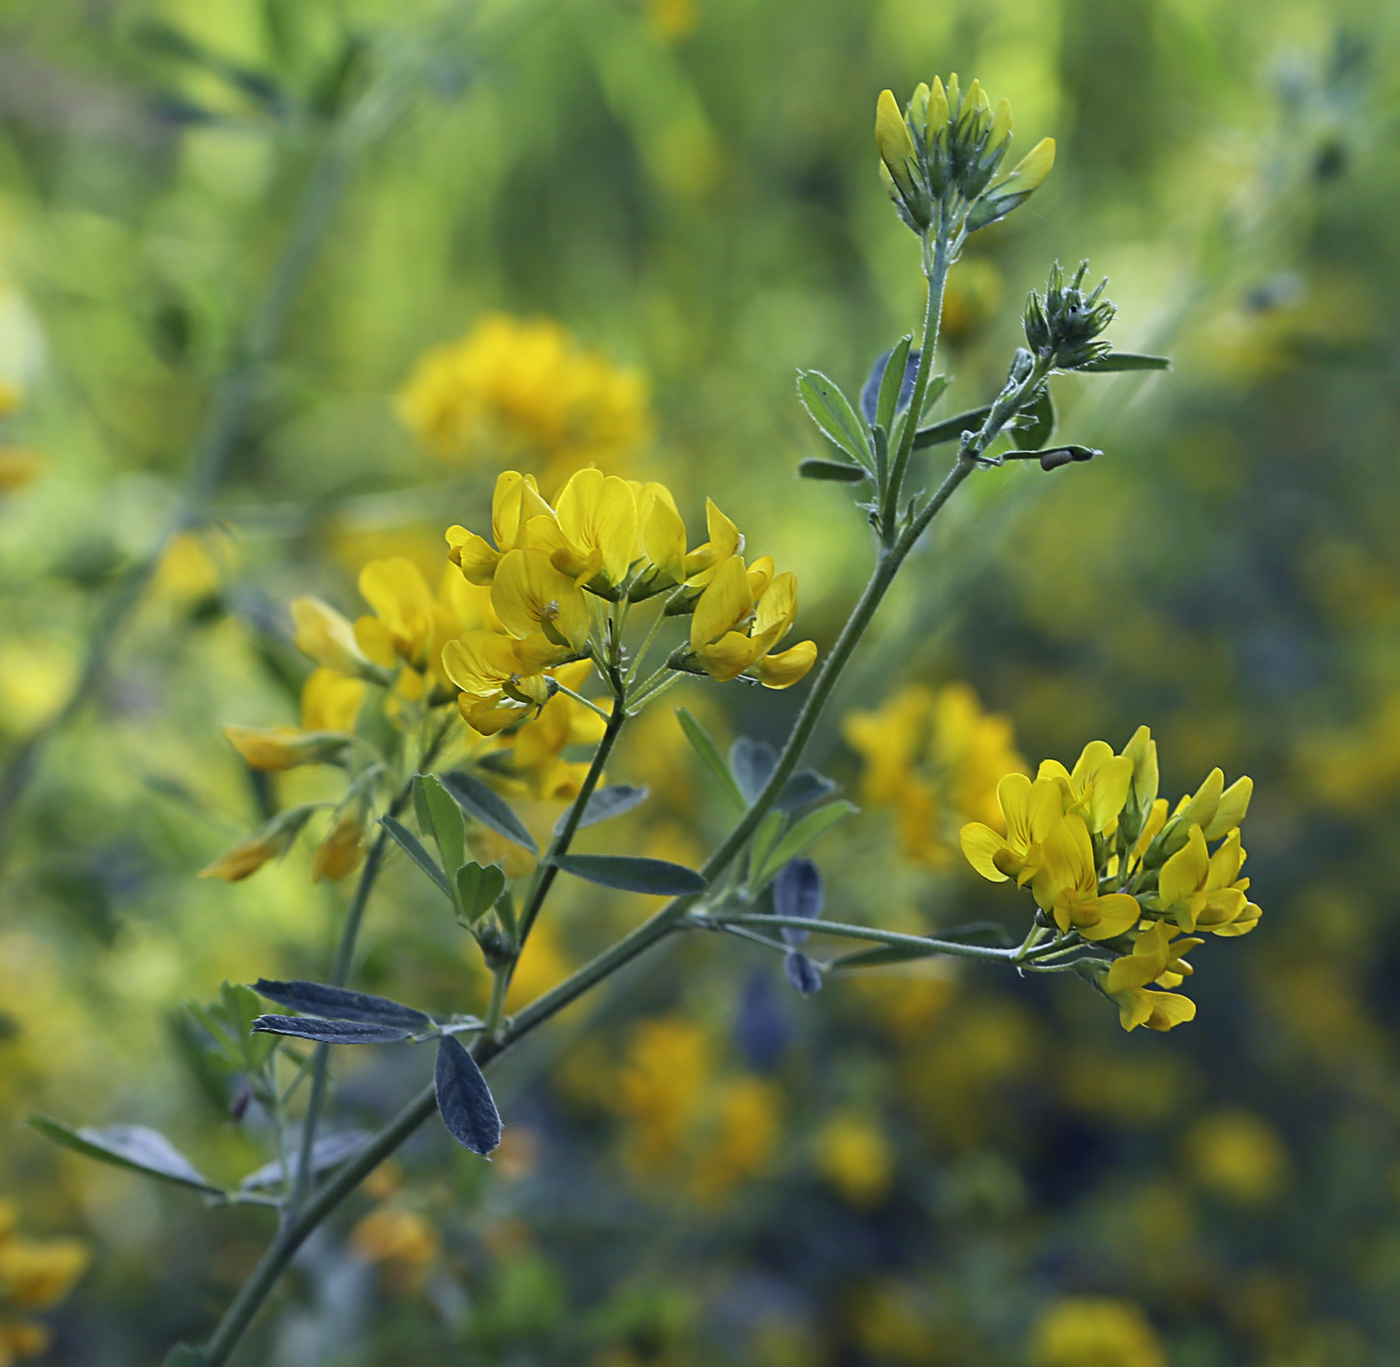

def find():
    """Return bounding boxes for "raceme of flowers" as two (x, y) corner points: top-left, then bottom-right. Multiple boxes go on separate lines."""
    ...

(396, 314), (651, 491)
(202, 466), (816, 884)
(960, 727), (1258, 1032)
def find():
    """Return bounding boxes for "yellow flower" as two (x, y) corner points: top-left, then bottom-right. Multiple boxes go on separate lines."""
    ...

(628, 481), (688, 599)
(1032, 813), (1140, 940)
(491, 548), (592, 657)
(350, 1206), (439, 1292)
(219, 669), (364, 772)
(875, 88), (923, 209)
(686, 555), (816, 689)
(311, 802), (367, 883)
(548, 466), (639, 591)
(1101, 921), (1201, 1030)
(292, 597), (370, 675)
(354, 557), (438, 670)
(1030, 1297), (1165, 1367)
(1156, 825), (1259, 935)
(1037, 739), (1134, 834)
(0, 446), (40, 494)
(197, 806), (314, 882)
(681, 498), (744, 588)
(1184, 1109), (1290, 1204)
(960, 772), (1064, 886)
(445, 470), (557, 587)
(301, 667), (366, 734)
(1165, 768), (1254, 846)
(396, 314), (650, 489)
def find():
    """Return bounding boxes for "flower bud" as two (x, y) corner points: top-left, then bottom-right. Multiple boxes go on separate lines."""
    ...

(198, 805), (317, 882)
(292, 597), (369, 675)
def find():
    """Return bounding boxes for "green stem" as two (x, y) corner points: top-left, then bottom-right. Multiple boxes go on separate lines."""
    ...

(624, 607), (668, 685)
(700, 912), (1017, 962)
(482, 970), (511, 1034)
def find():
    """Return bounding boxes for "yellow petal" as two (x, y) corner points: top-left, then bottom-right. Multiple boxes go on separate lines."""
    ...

(291, 597), (366, 673)
(1077, 892), (1142, 941)
(698, 631), (763, 682)
(960, 823), (1010, 882)
(1203, 775), (1253, 841)
(691, 555), (754, 649)
(1007, 135), (1054, 192)
(1142, 990), (1196, 1032)
(446, 527), (503, 586)
(638, 483), (687, 586)
(301, 668), (364, 733)
(1159, 824), (1209, 908)
(755, 640), (817, 689)
(441, 631), (522, 696)
(354, 615), (398, 669)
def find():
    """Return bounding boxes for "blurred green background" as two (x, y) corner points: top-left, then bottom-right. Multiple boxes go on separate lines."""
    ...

(1, 0), (1398, 1362)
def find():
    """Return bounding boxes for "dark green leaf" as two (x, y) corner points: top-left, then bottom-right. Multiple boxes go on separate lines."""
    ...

(675, 709), (745, 812)
(875, 336), (913, 432)
(440, 769), (539, 855)
(29, 1118), (223, 1194)
(253, 1015), (411, 1044)
(455, 861), (507, 925)
(252, 979), (429, 1029)
(730, 737), (777, 804)
(1079, 351), (1171, 372)
(775, 770), (837, 811)
(554, 784), (649, 837)
(1009, 385), (1055, 451)
(554, 854), (707, 896)
(382, 816), (453, 899)
(913, 404), (992, 450)
(414, 774), (467, 878)
(750, 810), (784, 884)
(797, 370), (873, 469)
(798, 457), (867, 482)
(435, 1036), (501, 1157)
(757, 801), (856, 884)
(240, 1131), (367, 1191)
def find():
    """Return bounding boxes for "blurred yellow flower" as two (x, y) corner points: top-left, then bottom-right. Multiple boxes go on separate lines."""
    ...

(1030, 1297), (1165, 1367)
(0, 1200), (88, 1364)
(0, 446), (40, 494)
(350, 1206), (439, 1293)
(1184, 1109), (1290, 1204)
(645, 0), (698, 42)
(614, 1016), (710, 1176)
(396, 314), (650, 491)
(691, 1076), (781, 1203)
(814, 1109), (894, 1207)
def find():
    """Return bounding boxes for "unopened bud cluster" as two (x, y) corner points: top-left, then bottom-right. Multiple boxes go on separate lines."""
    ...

(1023, 261), (1118, 371)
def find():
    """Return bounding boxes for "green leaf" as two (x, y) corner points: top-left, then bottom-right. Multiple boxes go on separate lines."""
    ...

(29, 1118), (224, 1195)
(749, 810), (784, 884)
(875, 335), (913, 433)
(162, 1347), (212, 1367)
(1079, 351), (1171, 372)
(455, 861), (507, 924)
(755, 801), (856, 885)
(675, 709), (745, 812)
(440, 769), (539, 855)
(797, 370), (873, 469)
(775, 770), (838, 812)
(912, 404), (992, 450)
(1009, 385), (1055, 451)
(798, 457), (867, 482)
(414, 773), (467, 878)
(554, 784), (649, 837)
(219, 981), (275, 1072)
(554, 854), (707, 896)
(382, 816), (453, 900)
(920, 373), (951, 417)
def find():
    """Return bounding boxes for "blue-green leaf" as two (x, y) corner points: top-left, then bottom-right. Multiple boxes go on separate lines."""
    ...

(730, 737), (777, 804)
(675, 709), (745, 812)
(382, 816), (453, 899)
(554, 784), (649, 836)
(912, 403), (993, 450)
(554, 854), (707, 896)
(1079, 351), (1171, 372)
(440, 769), (539, 855)
(435, 1036), (501, 1157)
(253, 979), (430, 1029)
(253, 1015), (411, 1044)
(773, 858), (823, 945)
(240, 1130), (367, 1191)
(29, 1118), (223, 1194)
(797, 370), (873, 469)
(798, 457), (867, 482)
(784, 951), (823, 995)
(775, 769), (837, 812)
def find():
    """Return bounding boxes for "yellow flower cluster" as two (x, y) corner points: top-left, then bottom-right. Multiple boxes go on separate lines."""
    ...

(1030, 1296), (1165, 1367)
(0, 1201), (88, 1365)
(396, 314), (651, 491)
(961, 727), (1258, 1032)
(204, 467), (815, 883)
(843, 683), (1028, 866)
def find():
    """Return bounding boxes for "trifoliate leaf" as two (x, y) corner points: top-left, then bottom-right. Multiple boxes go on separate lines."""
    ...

(440, 769), (539, 855)
(730, 737), (778, 804)
(435, 1036), (501, 1157)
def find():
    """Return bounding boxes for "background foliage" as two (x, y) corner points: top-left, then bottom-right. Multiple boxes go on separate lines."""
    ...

(1, 0), (1398, 1362)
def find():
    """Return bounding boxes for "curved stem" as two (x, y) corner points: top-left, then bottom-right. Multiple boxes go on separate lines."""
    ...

(700, 912), (1016, 962)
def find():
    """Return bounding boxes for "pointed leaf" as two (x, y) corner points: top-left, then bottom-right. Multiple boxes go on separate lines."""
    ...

(554, 854), (707, 896)
(773, 858), (823, 945)
(784, 951), (823, 995)
(919, 372), (952, 417)
(253, 1015), (411, 1044)
(797, 370), (873, 469)
(1079, 351), (1171, 372)
(440, 769), (539, 855)
(913, 403), (993, 450)
(860, 338), (916, 428)
(240, 1130), (367, 1191)
(675, 709), (745, 812)
(554, 784), (650, 837)
(382, 816), (453, 899)
(798, 457), (867, 482)
(29, 1118), (223, 1194)
(435, 1036), (501, 1157)
(730, 737), (777, 804)
(775, 769), (837, 812)
(455, 861), (507, 924)
(756, 801), (856, 885)
(414, 774), (467, 878)
(253, 979), (429, 1029)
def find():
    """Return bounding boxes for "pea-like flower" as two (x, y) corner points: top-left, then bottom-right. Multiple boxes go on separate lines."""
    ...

(1037, 739), (1134, 835)
(1155, 826), (1259, 935)
(960, 772), (1065, 886)
(1031, 813), (1141, 941)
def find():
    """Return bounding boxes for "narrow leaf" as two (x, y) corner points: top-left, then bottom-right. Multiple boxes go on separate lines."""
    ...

(252, 979), (429, 1029)
(455, 861), (507, 924)
(757, 801), (856, 885)
(382, 816), (453, 900)
(784, 951), (823, 995)
(1079, 351), (1171, 372)
(253, 1015), (411, 1045)
(554, 784), (649, 837)
(675, 708), (745, 812)
(414, 774), (467, 878)
(435, 1036), (501, 1157)
(554, 853), (707, 896)
(920, 372), (952, 417)
(913, 403), (993, 450)
(798, 457), (867, 482)
(241, 1130), (367, 1191)
(871, 337), (914, 431)
(440, 769), (539, 855)
(730, 737), (777, 804)
(29, 1118), (222, 1194)
(797, 370), (873, 468)
(773, 858), (824, 945)
(775, 770), (837, 812)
